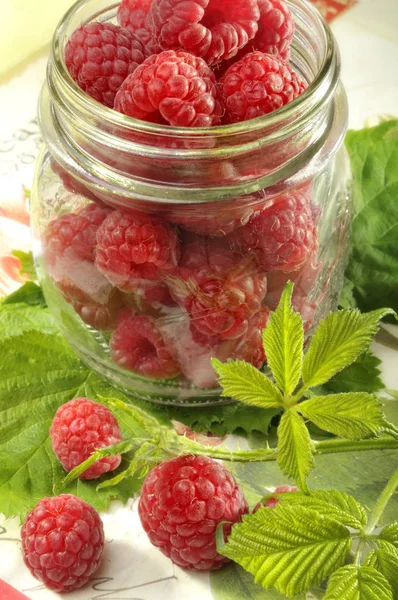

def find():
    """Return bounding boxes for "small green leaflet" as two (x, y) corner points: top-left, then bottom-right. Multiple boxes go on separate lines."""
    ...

(323, 352), (384, 395)
(219, 505), (351, 597)
(262, 281), (304, 395)
(212, 359), (283, 409)
(323, 565), (393, 600)
(277, 489), (367, 530)
(379, 522), (398, 547)
(11, 250), (36, 281)
(1, 282), (45, 307)
(365, 547), (398, 598)
(302, 308), (395, 389)
(276, 409), (314, 492)
(297, 393), (387, 440)
(344, 119), (398, 314)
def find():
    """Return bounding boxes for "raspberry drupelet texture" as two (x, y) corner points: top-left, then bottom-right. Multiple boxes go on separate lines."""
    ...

(220, 51), (305, 123)
(95, 209), (180, 292)
(148, 0), (260, 66)
(117, 0), (161, 54)
(168, 234), (267, 340)
(50, 398), (122, 479)
(65, 22), (148, 107)
(114, 50), (223, 126)
(233, 191), (317, 272)
(110, 310), (181, 378)
(21, 494), (104, 592)
(253, 0), (295, 59)
(138, 455), (249, 570)
(44, 203), (114, 304)
(253, 485), (298, 512)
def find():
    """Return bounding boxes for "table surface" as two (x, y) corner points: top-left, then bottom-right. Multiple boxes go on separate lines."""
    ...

(1, 1), (398, 598)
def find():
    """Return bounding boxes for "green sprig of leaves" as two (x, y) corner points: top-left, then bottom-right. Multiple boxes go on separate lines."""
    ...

(213, 283), (396, 490)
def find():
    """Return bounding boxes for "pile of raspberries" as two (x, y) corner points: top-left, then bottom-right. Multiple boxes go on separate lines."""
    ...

(45, 0), (319, 387)
(65, 0), (307, 126)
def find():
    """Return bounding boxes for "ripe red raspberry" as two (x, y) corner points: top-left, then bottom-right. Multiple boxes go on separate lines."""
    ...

(252, 0), (294, 60)
(117, 0), (161, 54)
(138, 455), (248, 570)
(95, 209), (180, 292)
(114, 50), (223, 126)
(50, 398), (122, 480)
(21, 494), (104, 592)
(59, 280), (125, 330)
(44, 203), (114, 303)
(169, 234), (267, 340)
(233, 191), (317, 272)
(148, 0), (260, 66)
(253, 485), (298, 512)
(65, 22), (148, 107)
(220, 51), (305, 123)
(110, 310), (181, 378)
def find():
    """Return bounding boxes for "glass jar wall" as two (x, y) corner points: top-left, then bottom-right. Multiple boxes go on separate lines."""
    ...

(32, 0), (352, 405)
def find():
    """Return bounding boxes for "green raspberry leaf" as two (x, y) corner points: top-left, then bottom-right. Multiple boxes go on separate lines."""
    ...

(324, 565), (393, 600)
(365, 547), (398, 598)
(0, 303), (56, 337)
(277, 489), (367, 530)
(345, 120), (398, 314)
(262, 281), (304, 395)
(297, 393), (387, 440)
(277, 409), (314, 492)
(302, 308), (395, 389)
(211, 359), (284, 409)
(1, 282), (46, 307)
(323, 352), (384, 394)
(220, 505), (352, 597)
(379, 522), (398, 548)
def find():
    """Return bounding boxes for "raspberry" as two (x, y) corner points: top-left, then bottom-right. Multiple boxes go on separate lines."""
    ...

(114, 50), (223, 126)
(252, 0), (294, 60)
(220, 51), (305, 123)
(110, 311), (181, 379)
(50, 398), (122, 480)
(65, 22), (148, 107)
(233, 191), (317, 272)
(117, 0), (161, 54)
(95, 209), (180, 292)
(253, 485), (298, 512)
(149, 0), (260, 66)
(138, 455), (248, 570)
(44, 203), (114, 303)
(169, 235), (267, 340)
(21, 494), (104, 592)
(59, 280), (125, 330)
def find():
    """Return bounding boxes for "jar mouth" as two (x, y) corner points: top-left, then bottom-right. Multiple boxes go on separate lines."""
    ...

(50, 0), (337, 138)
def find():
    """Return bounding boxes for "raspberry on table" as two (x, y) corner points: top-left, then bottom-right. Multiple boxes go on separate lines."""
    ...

(110, 310), (181, 379)
(220, 51), (306, 123)
(232, 191), (317, 272)
(95, 209), (180, 292)
(138, 455), (249, 570)
(148, 0), (260, 66)
(117, 0), (161, 54)
(65, 22), (148, 107)
(50, 398), (122, 479)
(114, 50), (223, 126)
(21, 494), (104, 592)
(253, 485), (298, 512)
(168, 234), (267, 340)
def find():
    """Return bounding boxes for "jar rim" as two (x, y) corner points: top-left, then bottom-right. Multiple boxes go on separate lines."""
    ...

(51, 0), (336, 138)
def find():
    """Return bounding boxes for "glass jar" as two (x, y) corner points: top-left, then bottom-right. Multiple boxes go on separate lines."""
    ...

(32, 0), (352, 406)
